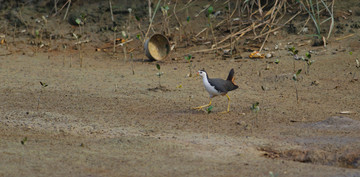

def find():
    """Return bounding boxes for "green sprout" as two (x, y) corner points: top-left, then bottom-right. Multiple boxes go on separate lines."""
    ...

(293, 69), (302, 81)
(274, 59), (280, 64)
(293, 69), (302, 103)
(136, 34), (141, 40)
(269, 171), (279, 177)
(156, 64), (164, 87)
(208, 6), (214, 15)
(135, 15), (140, 21)
(250, 102), (260, 113)
(274, 59), (280, 89)
(288, 47), (300, 60)
(350, 51), (360, 80)
(21, 137), (28, 145)
(185, 54), (193, 77)
(37, 81), (48, 110)
(161, 5), (170, 36)
(75, 18), (82, 25)
(304, 52), (315, 75)
(35, 29), (40, 37)
(206, 105), (213, 114)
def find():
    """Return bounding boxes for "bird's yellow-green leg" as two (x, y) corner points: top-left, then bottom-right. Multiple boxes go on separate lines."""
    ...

(193, 98), (212, 110)
(220, 94), (231, 113)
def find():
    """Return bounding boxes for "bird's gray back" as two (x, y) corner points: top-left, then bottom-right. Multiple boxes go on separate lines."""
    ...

(208, 78), (238, 94)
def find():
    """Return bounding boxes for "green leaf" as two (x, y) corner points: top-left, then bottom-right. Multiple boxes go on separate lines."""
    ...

(40, 81), (48, 87)
(294, 50), (299, 55)
(250, 102), (260, 112)
(136, 34), (141, 40)
(21, 137), (27, 145)
(186, 16), (190, 22)
(293, 69), (302, 81)
(288, 47), (295, 52)
(275, 59), (280, 64)
(135, 15), (140, 21)
(185, 54), (192, 61)
(349, 51), (353, 55)
(156, 64), (160, 70)
(208, 6), (214, 15)
(207, 105), (213, 114)
(35, 30), (40, 36)
(75, 18), (82, 25)
(306, 52), (311, 59)
(308, 60), (314, 65)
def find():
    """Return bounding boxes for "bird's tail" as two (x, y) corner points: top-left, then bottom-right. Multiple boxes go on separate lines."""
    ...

(226, 69), (237, 85)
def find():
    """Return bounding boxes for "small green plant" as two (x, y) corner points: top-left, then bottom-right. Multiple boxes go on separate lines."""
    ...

(304, 52), (314, 75)
(156, 64), (164, 87)
(136, 34), (141, 40)
(121, 30), (128, 62)
(251, 102), (260, 130)
(185, 54), (193, 77)
(296, 0), (334, 39)
(269, 171), (278, 177)
(293, 69), (302, 103)
(37, 81), (48, 110)
(288, 47), (299, 60)
(206, 105), (213, 114)
(275, 59), (280, 89)
(207, 6), (216, 46)
(21, 137), (27, 145)
(161, 5), (170, 36)
(274, 59), (280, 65)
(250, 102), (260, 113)
(350, 51), (360, 80)
(112, 26), (118, 54)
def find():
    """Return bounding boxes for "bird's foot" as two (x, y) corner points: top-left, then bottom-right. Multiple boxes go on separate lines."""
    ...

(192, 106), (206, 110)
(192, 104), (211, 110)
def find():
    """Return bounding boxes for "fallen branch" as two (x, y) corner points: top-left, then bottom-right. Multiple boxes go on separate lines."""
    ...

(74, 39), (90, 45)
(52, 0), (70, 17)
(195, 28), (208, 38)
(63, 0), (71, 20)
(115, 38), (133, 47)
(254, 11), (301, 40)
(335, 34), (354, 41)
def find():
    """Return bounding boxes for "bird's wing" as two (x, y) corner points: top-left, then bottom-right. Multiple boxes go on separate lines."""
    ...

(208, 78), (236, 93)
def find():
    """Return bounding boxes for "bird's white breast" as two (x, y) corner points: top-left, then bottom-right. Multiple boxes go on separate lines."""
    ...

(202, 76), (220, 97)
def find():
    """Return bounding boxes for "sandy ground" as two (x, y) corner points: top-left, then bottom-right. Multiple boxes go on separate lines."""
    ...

(1, 0), (360, 176)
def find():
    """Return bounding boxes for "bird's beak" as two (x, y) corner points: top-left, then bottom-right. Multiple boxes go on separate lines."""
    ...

(195, 71), (199, 78)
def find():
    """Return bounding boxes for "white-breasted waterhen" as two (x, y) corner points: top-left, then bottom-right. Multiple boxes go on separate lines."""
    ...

(193, 68), (238, 113)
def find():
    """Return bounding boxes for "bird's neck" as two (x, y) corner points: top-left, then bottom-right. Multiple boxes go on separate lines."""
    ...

(202, 74), (209, 84)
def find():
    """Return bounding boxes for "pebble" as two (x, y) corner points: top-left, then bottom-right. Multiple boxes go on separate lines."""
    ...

(265, 53), (273, 58)
(274, 44), (279, 50)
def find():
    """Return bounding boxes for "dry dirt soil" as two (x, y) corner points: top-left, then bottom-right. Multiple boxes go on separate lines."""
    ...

(1, 0), (360, 176)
